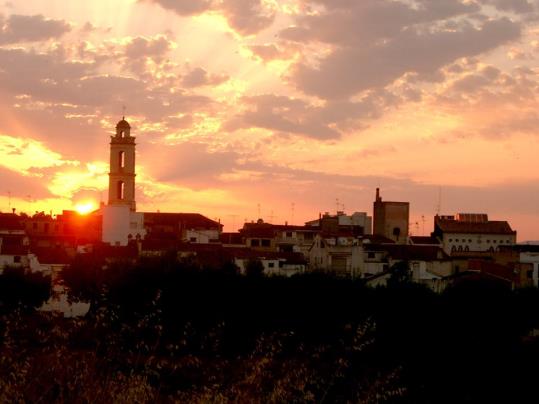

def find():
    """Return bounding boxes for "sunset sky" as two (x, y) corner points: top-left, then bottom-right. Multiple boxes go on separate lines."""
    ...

(1, 0), (538, 239)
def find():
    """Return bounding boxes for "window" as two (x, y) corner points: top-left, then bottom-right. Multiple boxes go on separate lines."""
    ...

(487, 240), (490, 243)
(13, 256), (21, 263)
(449, 238), (453, 242)
(368, 252), (375, 259)
(261, 239), (271, 247)
(117, 181), (125, 200)
(119, 151), (125, 169)
(251, 239), (260, 247)
(286, 231), (293, 238)
(268, 262), (275, 268)
(304, 233), (314, 241)
(32, 222), (38, 230)
(465, 246), (469, 252)
(190, 237), (197, 242)
(468, 239), (472, 243)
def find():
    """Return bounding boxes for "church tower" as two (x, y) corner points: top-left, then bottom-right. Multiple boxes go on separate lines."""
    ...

(108, 118), (136, 211)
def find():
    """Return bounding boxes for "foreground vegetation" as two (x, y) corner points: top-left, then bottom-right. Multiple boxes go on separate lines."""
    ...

(1, 256), (539, 403)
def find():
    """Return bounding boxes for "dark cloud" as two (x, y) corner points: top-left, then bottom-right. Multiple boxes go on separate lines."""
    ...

(289, 17), (521, 99)
(486, 0), (536, 13)
(248, 43), (297, 62)
(144, 0), (274, 35)
(124, 35), (173, 60)
(220, 0), (275, 35)
(224, 94), (342, 140)
(224, 88), (406, 140)
(142, 0), (214, 16)
(181, 67), (229, 88)
(0, 14), (70, 44)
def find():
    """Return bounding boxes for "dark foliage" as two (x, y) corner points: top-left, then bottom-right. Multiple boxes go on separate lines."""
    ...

(2, 255), (539, 402)
(0, 266), (51, 312)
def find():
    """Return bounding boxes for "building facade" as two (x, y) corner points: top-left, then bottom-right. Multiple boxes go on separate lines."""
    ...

(373, 188), (409, 244)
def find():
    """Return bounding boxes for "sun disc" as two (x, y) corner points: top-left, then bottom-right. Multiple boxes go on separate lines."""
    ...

(74, 201), (97, 215)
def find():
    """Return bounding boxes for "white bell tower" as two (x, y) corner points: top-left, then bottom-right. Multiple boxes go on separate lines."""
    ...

(102, 117), (145, 246)
(108, 118), (136, 211)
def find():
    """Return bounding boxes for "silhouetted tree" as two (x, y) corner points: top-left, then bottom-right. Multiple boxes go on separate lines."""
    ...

(245, 259), (264, 277)
(0, 266), (50, 311)
(387, 260), (412, 287)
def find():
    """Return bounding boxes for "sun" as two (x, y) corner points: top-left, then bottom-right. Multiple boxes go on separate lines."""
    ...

(74, 200), (97, 215)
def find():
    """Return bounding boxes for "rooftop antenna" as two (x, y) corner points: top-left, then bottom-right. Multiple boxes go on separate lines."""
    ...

(291, 202), (295, 225)
(336, 198), (340, 214)
(122, 105), (126, 120)
(436, 187), (442, 216)
(421, 215), (425, 236)
(268, 210), (275, 223)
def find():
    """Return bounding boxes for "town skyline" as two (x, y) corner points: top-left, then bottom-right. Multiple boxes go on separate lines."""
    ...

(1, 1), (539, 239)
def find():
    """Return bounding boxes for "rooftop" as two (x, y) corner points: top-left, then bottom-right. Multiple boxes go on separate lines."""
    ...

(435, 216), (516, 235)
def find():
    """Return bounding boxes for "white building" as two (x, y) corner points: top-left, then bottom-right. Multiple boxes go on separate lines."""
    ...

(308, 234), (363, 277)
(432, 214), (516, 255)
(306, 211), (372, 236)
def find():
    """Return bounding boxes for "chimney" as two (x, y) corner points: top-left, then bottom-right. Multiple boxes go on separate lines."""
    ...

(375, 188), (381, 202)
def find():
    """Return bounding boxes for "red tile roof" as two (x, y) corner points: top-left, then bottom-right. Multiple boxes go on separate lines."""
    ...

(435, 217), (516, 235)
(409, 236), (441, 245)
(467, 259), (515, 282)
(143, 212), (222, 230)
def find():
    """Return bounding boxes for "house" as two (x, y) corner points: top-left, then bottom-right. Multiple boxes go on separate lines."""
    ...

(230, 248), (307, 277)
(144, 212), (222, 244)
(0, 214), (31, 272)
(362, 243), (451, 292)
(513, 244), (539, 287)
(306, 211), (372, 236)
(308, 233), (363, 277)
(239, 220), (317, 255)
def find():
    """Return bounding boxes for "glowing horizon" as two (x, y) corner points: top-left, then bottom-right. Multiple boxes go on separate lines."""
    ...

(0, 1), (538, 239)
